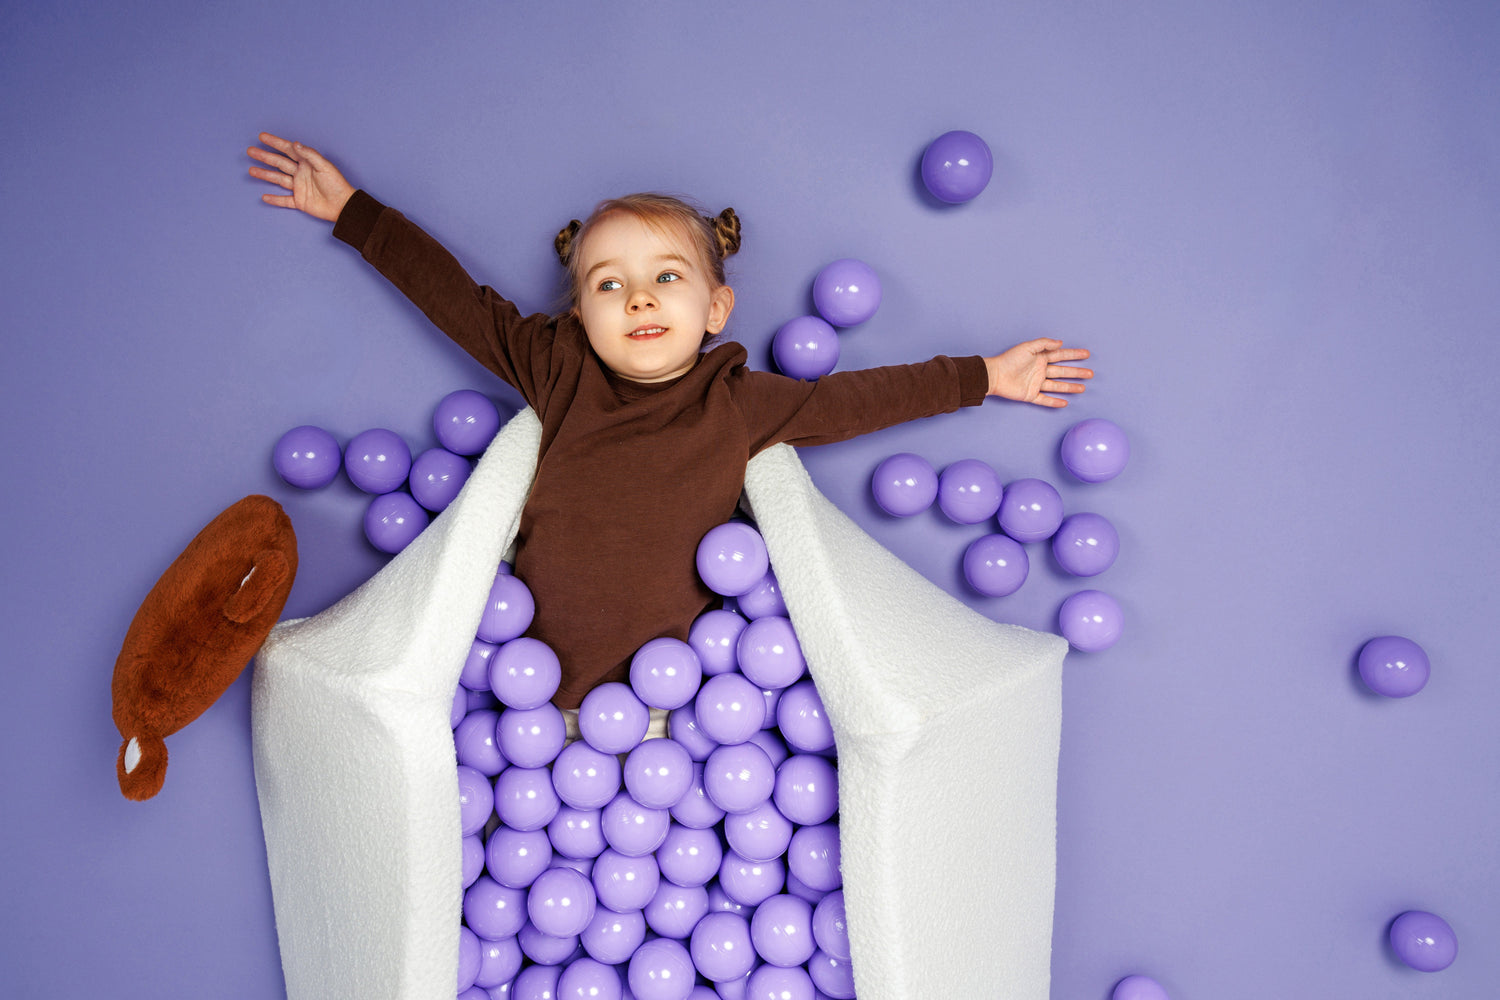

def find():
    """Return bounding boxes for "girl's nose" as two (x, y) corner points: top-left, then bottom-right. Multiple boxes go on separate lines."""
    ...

(628, 287), (657, 311)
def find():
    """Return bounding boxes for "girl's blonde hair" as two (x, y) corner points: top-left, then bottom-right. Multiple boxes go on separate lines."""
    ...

(554, 193), (741, 314)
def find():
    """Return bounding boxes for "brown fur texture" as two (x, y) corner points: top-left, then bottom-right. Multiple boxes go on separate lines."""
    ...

(112, 495), (297, 800)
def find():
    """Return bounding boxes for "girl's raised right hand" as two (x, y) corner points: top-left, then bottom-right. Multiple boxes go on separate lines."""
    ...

(247, 133), (355, 222)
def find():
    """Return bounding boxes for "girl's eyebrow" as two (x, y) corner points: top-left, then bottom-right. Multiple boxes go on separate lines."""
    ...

(585, 253), (693, 283)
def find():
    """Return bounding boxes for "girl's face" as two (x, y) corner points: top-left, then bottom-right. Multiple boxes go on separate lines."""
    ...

(574, 213), (735, 383)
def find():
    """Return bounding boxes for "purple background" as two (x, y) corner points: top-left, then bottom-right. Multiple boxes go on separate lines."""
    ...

(3, 2), (1496, 997)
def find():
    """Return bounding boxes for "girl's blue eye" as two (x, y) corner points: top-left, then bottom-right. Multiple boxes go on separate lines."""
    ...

(599, 279), (621, 292)
(657, 272), (680, 283)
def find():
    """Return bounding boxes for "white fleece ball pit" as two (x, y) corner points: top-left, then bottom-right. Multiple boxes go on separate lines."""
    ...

(252, 408), (1066, 1000)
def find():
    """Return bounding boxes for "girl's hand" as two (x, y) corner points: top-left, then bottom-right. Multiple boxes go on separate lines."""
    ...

(984, 338), (1093, 407)
(247, 133), (354, 222)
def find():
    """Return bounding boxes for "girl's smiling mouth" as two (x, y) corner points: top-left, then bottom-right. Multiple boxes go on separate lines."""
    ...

(629, 325), (667, 339)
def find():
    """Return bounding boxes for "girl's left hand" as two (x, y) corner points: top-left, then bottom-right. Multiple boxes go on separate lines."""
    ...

(984, 338), (1093, 407)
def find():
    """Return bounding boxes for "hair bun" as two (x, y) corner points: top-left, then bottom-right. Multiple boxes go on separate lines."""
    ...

(708, 207), (741, 260)
(554, 219), (582, 265)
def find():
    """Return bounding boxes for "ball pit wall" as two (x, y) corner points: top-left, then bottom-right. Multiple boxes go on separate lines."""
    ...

(254, 408), (1066, 1000)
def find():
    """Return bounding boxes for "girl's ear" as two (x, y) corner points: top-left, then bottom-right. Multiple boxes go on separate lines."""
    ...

(706, 285), (736, 334)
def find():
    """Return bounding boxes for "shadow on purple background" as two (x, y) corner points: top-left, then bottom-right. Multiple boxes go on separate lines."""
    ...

(2, 1), (1495, 997)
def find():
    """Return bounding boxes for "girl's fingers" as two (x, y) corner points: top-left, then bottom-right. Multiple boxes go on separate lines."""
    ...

(258, 132), (296, 154)
(1046, 364), (1093, 380)
(1045, 347), (1090, 362)
(247, 145), (299, 176)
(1041, 379), (1086, 394)
(1032, 394), (1068, 408)
(260, 192), (297, 209)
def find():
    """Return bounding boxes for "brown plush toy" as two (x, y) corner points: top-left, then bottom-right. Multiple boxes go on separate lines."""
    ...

(112, 495), (298, 801)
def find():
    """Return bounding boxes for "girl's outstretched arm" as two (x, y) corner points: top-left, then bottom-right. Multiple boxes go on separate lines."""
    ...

(247, 133), (354, 222)
(984, 338), (1092, 407)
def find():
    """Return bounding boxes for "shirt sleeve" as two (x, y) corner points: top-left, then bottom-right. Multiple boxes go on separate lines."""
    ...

(332, 190), (565, 410)
(731, 354), (991, 454)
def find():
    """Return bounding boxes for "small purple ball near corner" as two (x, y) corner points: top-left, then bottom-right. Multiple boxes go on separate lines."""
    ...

(773, 315), (841, 381)
(272, 425), (341, 489)
(1059, 589), (1124, 652)
(363, 491), (429, 554)
(871, 452), (938, 517)
(1112, 975), (1171, 1000)
(1389, 909), (1458, 972)
(812, 258), (882, 328)
(1358, 635), (1431, 698)
(696, 522), (771, 597)
(1051, 511), (1120, 577)
(477, 571), (536, 645)
(1060, 417), (1130, 484)
(963, 533), (1030, 598)
(409, 446), (472, 512)
(998, 477), (1064, 543)
(920, 129), (994, 204)
(345, 427), (413, 494)
(812, 890), (849, 961)
(938, 458), (1003, 524)
(434, 388), (502, 456)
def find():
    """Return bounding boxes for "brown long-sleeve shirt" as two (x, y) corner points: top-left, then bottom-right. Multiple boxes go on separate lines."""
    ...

(334, 190), (989, 707)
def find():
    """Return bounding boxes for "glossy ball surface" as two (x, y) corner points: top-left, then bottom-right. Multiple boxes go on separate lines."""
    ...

(272, 424), (341, 489)
(1051, 511), (1120, 577)
(920, 129), (994, 204)
(938, 458), (1003, 524)
(997, 477), (1064, 542)
(1058, 589), (1124, 652)
(364, 492), (428, 554)
(344, 427), (412, 494)
(1358, 635), (1431, 697)
(1389, 910), (1457, 971)
(773, 315), (841, 380)
(963, 533), (1029, 597)
(1060, 417), (1130, 483)
(697, 522), (771, 597)
(434, 388), (502, 456)
(812, 258), (882, 327)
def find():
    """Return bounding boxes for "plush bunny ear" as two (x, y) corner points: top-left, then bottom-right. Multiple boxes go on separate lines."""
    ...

(111, 495), (297, 800)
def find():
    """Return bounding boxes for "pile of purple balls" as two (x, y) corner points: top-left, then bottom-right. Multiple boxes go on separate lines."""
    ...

(871, 416), (1131, 653)
(271, 389), (503, 553)
(449, 520), (854, 1000)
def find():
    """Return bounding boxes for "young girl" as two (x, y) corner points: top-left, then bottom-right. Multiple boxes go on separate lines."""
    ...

(247, 132), (1093, 710)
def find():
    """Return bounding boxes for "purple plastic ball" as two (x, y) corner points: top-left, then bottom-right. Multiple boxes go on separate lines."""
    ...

(871, 452), (939, 517)
(453, 709), (506, 775)
(345, 427), (412, 494)
(476, 935), (523, 989)
(807, 950), (855, 999)
(1051, 512), (1119, 577)
(477, 572), (536, 645)
(997, 477), (1064, 543)
(1112, 974), (1171, 1000)
(938, 459), (1003, 524)
(579, 682), (651, 754)
(775, 680), (834, 754)
(558, 956), (623, 1000)
(736, 569), (788, 621)
(748, 964), (816, 1000)
(434, 388), (502, 456)
(450, 685), (467, 729)
(464, 875), (529, 940)
(1058, 589), (1124, 652)
(498, 704), (567, 768)
(750, 893), (816, 968)
(787, 824), (841, 893)
(592, 847), (661, 912)
(1060, 418), (1130, 484)
(1358, 635), (1431, 698)
(485, 826), (554, 889)
(494, 765), (561, 832)
(656, 822), (724, 888)
(723, 798), (795, 863)
(644, 880), (710, 938)
(457, 925), (481, 992)
(581, 905), (647, 965)
(518, 919), (581, 966)
(812, 258), (882, 328)
(689, 609), (748, 676)
(669, 761), (727, 830)
(697, 523), (771, 597)
(489, 636), (561, 710)
(601, 790), (672, 857)
(272, 425), (341, 489)
(920, 129), (994, 204)
(409, 446), (472, 512)
(527, 865), (598, 938)
(811, 890), (849, 961)
(628, 937), (696, 1000)
(718, 851), (786, 907)
(963, 533), (1030, 597)
(460, 638), (498, 691)
(457, 764), (494, 837)
(364, 491), (428, 554)
(690, 911), (756, 983)
(773, 754), (839, 826)
(668, 702), (720, 761)
(747, 729), (790, 768)
(773, 315), (841, 380)
(548, 806), (608, 860)
(704, 742), (777, 814)
(624, 737), (695, 809)
(736, 616), (807, 690)
(694, 673), (766, 745)
(631, 638), (704, 710)
(553, 741), (625, 810)
(513, 964), (563, 1000)
(1389, 910), (1457, 971)
(462, 833), (485, 889)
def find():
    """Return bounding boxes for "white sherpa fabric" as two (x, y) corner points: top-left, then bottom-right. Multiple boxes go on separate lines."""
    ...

(252, 408), (1066, 1000)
